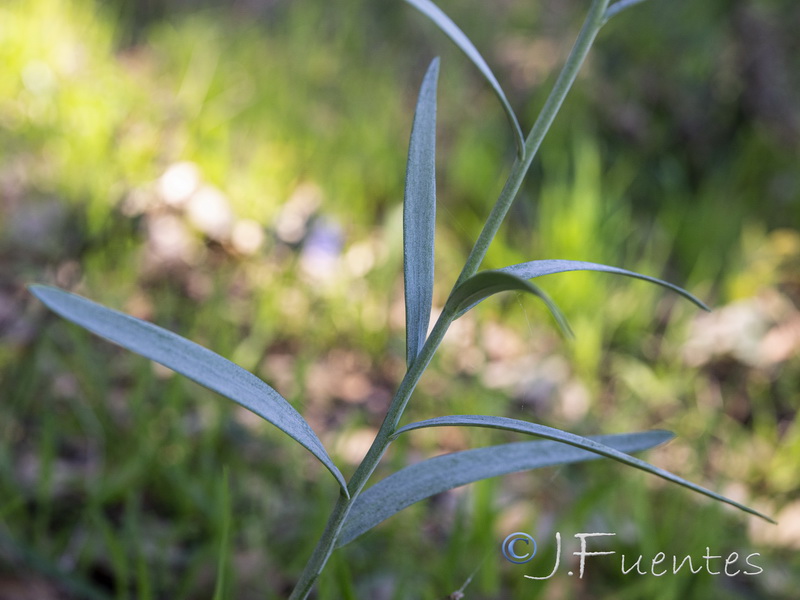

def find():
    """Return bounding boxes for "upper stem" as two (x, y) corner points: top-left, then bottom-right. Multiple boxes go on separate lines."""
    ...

(455, 0), (611, 287)
(288, 1), (611, 597)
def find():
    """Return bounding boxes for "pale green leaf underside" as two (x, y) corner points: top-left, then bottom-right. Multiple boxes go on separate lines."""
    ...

(337, 430), (673, 546)
(404, 58), (439, 367)
(499, 259), (709, 310)
(29, 285), (348, 496)
(404, 0), (525, 158)
(395, 415), (773, 522)
(446, 270), (573, 336)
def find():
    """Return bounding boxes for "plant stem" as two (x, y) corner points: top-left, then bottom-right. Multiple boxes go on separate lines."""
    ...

(288, 314), (452, 599)
(455, 0), (611, 287)
(288, 1), (611, 597)
(287, 491), (351, 600)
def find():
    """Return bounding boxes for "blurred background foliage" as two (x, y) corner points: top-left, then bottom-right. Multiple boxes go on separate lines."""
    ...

(1, 0), (798, 598)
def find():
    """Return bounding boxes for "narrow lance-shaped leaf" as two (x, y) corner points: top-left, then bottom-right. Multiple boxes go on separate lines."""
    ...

(395, 415), (774, 522)
(499, 259), (709, 310)
(404, 0), (525, 158)
(445, 270), (573, 336)
(29, 285), (349, 496)
(404, 58), (439, 367)
(337, 430), (673, 547)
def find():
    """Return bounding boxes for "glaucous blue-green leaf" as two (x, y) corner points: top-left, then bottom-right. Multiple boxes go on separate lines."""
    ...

(337, 430), (673, 546)
(499, 259), (709, 310)
(404, 0), (525, 158)
(445, 270), (572, 336)
(395, 415), (773, 522)
(29, 285), (349, 496)
(404, 58), (439, 367)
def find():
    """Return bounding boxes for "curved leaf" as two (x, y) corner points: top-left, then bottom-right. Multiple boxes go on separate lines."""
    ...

(337, 430), (673, 546)
(395, 415), (773, 522)
(404, 58), (439, 367)
(29, 285), (349, 496)
(445, 270), (572, 336)
(499, 259), (709, 310)
(604, 0), (652, 23)
(404, 0), (525, 158)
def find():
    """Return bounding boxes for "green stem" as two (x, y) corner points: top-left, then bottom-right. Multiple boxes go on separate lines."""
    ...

(455, 0), (610, 287)
(288, 314), (452, 599)
(288, 1), (611, 597)
(287, 491), (351, 600)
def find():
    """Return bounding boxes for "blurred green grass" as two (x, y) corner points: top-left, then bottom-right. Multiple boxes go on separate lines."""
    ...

(2, 0), (799, 598)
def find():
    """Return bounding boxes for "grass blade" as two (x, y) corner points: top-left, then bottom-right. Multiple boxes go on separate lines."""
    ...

(213, 467), (232, 600)
(445, 270), (572, 336)
(404, 0), (525, 158)
(499, 259), (709, 310)
(404, 58), (440, 367)
(395, 415), (773, 522)
(337, 431), (674, 546)
(29, 284), (349, 496)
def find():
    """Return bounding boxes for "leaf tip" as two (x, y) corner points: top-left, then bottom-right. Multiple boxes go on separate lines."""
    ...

(423, 56), (441, 83)
(27, 283), (47, 298)
(28, 283), (60, 309)
(650, 429), (676, 445)
(744, 506), (777, 525)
